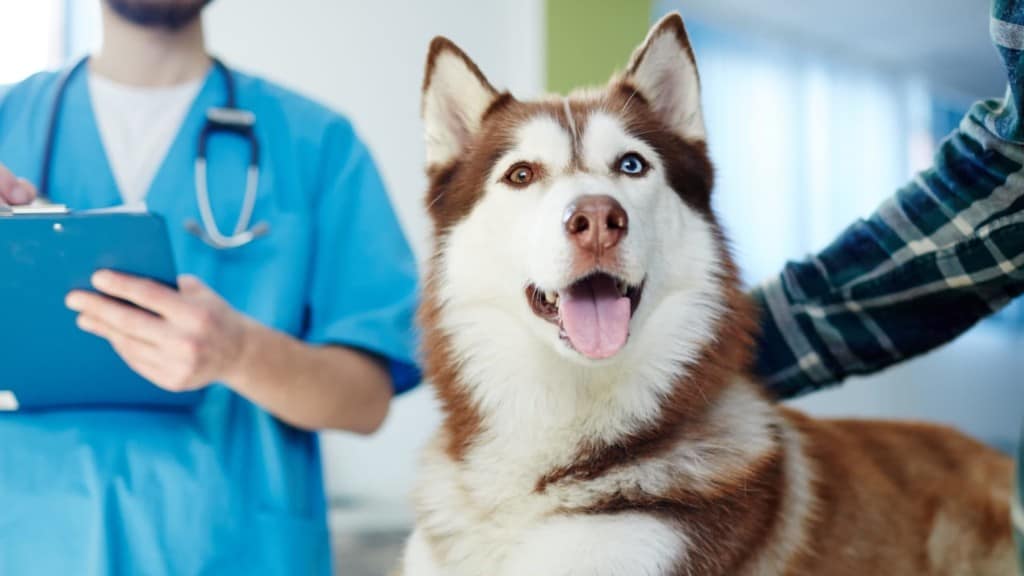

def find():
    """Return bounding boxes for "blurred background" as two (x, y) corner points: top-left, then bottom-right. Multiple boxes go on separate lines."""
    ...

(2, 0), (1019, 573)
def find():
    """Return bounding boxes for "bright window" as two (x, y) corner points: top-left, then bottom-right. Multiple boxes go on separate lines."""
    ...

(0, 0), (65, 84)
(670, 19), (935, 285)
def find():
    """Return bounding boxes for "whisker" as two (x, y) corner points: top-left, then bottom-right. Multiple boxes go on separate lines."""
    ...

(620, 85), (640, 115)
(425, 189), (447, 212)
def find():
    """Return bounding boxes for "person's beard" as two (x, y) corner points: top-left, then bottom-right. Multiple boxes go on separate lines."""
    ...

(105, 0), (213, 30)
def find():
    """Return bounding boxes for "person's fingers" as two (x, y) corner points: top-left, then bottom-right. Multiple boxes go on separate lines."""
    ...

(0, 165), (35, 206)
(67, 290), (173, 346)
(77, 313), (203, 392)
(118, 358), (168, 387)
(14, 178), (37, 204)
(77, 313), (167, 368)
(0, 164), (14, 195)
(106, 335), (173, 388)
(0, 165), (19, 204)
(103, 327), (167, 370)
(89, 271), (200, 328)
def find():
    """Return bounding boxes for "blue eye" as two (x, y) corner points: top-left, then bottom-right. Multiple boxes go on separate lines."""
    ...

(617, 153), (647, 176)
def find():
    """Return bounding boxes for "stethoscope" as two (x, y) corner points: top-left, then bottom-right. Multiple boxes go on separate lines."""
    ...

(39, 56), (269, 250)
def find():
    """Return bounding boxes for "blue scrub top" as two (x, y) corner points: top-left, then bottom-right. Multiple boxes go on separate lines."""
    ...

(0, 63), (420, 575)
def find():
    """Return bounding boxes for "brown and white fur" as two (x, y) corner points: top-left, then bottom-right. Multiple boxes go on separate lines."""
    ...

(398, 13), (1015, 576)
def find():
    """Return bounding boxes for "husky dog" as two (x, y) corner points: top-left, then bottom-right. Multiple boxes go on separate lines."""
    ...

(399, 13), (1014, 576)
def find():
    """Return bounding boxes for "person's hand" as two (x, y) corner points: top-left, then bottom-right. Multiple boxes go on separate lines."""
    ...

(0, 163), (37, 206)
(65, 271), (254, 393)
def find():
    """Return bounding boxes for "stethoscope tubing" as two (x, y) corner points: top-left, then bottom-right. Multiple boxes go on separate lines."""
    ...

(39, 56), (268, 250)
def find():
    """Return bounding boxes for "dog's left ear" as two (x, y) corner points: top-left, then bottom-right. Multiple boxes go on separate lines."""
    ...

(623, 13), (705, 141)
(422, 37), (500, 168)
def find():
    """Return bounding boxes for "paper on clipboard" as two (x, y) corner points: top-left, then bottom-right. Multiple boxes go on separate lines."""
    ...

(0, 203), (70, 216)
(0, 201), (147, 216)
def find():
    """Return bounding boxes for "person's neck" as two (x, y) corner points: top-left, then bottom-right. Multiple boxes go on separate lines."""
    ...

(90, 5), (211, 87)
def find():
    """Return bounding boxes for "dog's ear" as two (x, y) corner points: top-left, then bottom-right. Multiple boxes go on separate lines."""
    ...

(422, 37), (500, 168)
(622, 13), (705, 141)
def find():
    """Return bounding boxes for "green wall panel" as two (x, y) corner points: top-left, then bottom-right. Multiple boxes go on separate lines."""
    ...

(546, 0), (653, 93)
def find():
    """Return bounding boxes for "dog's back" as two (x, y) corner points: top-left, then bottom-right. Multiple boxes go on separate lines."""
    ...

(787, 413), (1014, 575)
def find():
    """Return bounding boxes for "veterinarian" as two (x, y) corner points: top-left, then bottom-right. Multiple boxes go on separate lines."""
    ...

(752, 0), (1024, 567)
(0, 0), (418, 574)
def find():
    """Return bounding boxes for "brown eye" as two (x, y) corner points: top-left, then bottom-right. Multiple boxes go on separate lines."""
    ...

(504, 163), (536, 187)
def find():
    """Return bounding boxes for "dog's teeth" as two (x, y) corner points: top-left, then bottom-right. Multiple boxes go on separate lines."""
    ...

(617, 280), (628, 296)
(544, 291), (557, 304)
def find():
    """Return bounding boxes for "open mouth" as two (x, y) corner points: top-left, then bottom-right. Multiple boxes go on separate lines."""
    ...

(526, 272), (645, 360)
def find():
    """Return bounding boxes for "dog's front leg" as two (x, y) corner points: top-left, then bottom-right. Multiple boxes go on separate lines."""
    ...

(502, 513), (686, 576)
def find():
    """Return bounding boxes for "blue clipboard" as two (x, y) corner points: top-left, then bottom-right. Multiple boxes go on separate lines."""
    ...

(0, 208), (203, 411)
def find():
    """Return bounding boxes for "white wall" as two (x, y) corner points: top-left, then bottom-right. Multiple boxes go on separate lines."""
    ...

(204, 0), (545, 520)
(0, 0), (64, 83)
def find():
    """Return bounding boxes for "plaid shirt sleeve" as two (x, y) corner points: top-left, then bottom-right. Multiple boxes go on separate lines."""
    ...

(752, 0), (1024, 399)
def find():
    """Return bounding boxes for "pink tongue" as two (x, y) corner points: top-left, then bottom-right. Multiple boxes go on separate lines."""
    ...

(559, 275), (632, 360)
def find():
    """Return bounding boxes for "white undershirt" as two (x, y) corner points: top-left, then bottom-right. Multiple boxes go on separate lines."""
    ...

(88, 72), (204, 206)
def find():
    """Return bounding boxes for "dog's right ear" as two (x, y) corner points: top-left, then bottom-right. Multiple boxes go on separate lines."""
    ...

(422, 37), (499, 168)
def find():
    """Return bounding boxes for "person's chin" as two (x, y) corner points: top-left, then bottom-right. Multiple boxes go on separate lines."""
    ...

(105, 0), (213, 30)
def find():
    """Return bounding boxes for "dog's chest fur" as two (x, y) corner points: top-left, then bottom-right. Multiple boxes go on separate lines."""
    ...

(405, 382), (810, 576)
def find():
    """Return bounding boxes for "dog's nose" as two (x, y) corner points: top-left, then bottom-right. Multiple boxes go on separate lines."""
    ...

(563, 195), (629, 253)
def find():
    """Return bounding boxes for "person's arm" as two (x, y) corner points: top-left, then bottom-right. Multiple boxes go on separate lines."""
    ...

(755, 0), (1024, 398)
(231, 318), (394, 434)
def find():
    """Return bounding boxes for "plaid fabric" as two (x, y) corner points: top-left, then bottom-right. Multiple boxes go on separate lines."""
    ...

(752, 1), (1024, 400)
